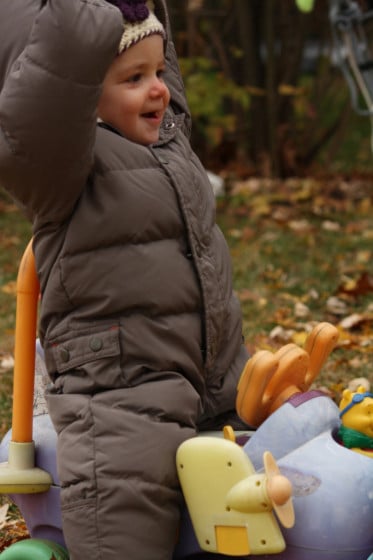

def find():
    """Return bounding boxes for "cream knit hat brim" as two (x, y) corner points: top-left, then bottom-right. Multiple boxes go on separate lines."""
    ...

(118, 1), (165, 54)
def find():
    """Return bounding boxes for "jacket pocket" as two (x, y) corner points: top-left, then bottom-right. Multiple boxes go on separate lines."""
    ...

(46, 325), (123, 394)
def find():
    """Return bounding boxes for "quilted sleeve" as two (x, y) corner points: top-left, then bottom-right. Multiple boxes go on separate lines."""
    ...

(0, 0), (123, 227)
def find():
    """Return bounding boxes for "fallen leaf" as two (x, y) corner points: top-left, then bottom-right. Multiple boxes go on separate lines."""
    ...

(291, 330), (309, 346)
(0, 504), (9, 529)
(294, 301), (310, 318)
(288, 219), (313, 233)
(269, 325), (295, 343)
(0, 356), (14, 370)
(339, 313), (366, 330)
(347, 377), (371, 392)
(322, 220), (341, 232)
(338, 272), (373, 297)
(326, 296), (348, 315)
(1, 281), (17, 295)
(356, 250), (371, 264)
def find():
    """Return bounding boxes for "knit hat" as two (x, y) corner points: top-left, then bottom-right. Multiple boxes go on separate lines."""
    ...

(108, 0), (166, 54)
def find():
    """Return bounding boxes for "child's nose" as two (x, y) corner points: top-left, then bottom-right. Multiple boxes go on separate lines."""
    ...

(150, 77), (169, 98)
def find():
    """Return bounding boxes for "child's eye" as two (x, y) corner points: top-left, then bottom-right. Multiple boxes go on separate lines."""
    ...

(156, 69), (165, 79)
(126, 73), (142, 83)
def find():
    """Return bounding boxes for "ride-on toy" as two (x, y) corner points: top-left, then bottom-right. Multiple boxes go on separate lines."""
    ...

(179, 326), (373, 560)
(1, 3), (373, 558)
(1, 240), (372, 560)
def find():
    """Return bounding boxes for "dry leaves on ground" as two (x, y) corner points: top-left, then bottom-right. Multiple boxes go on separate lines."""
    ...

(0, 501), (29, 552)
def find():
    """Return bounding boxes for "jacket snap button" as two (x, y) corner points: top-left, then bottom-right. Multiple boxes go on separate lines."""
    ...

(158, 155), (169, 165)
(90, 337), (103, 352)
(59, 347), (70, 363)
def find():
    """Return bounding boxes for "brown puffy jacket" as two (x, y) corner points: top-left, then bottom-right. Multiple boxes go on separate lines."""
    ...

(0, 1), (249, 558)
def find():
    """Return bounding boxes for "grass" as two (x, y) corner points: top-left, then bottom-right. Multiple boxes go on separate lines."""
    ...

(217, 176), (373, 394)
(0, 193), (32, 354)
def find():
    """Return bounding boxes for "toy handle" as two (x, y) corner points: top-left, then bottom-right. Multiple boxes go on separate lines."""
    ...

(267, 323), (339, 412)
(265, 344), (309, 416)
(236, 322), (339, 428)
(236, 351), (279, 427)
(12, 239), (39, 443)
(236, 346), (309, 427)
(303, 322), (339, 387)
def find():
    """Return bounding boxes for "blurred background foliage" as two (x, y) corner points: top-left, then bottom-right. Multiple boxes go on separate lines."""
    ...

(168, 0), (373, 177)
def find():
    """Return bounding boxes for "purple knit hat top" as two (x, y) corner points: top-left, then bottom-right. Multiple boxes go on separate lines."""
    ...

(107, 0), (165, 53)
(113, 0), (149, 23)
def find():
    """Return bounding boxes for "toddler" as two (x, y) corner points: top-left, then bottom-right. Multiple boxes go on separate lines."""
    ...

(0, 0), (249, 558)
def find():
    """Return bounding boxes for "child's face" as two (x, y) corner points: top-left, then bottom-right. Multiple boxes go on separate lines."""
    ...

(98, 35), (170, 145)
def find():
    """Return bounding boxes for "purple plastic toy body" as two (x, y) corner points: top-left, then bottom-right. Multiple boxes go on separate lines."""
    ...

(0, 414), (63, 547)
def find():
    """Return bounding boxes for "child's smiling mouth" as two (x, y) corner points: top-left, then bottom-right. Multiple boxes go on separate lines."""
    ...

(142, 110), (162, 122)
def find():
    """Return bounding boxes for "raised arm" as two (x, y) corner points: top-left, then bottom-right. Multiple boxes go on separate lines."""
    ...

(0, 0), (123, 228)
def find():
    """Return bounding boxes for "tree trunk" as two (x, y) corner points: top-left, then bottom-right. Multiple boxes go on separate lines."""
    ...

(264, 0), (279, 176)
(234, 0), (267, 164)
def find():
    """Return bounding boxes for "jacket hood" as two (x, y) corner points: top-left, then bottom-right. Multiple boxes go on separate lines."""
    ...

(0, 0), (41, 91)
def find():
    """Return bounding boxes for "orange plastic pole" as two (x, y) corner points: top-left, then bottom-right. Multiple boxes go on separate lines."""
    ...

(11, 239), (39, 443)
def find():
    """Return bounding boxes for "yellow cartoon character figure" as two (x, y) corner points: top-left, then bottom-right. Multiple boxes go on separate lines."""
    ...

(338, 386), (373, 457)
